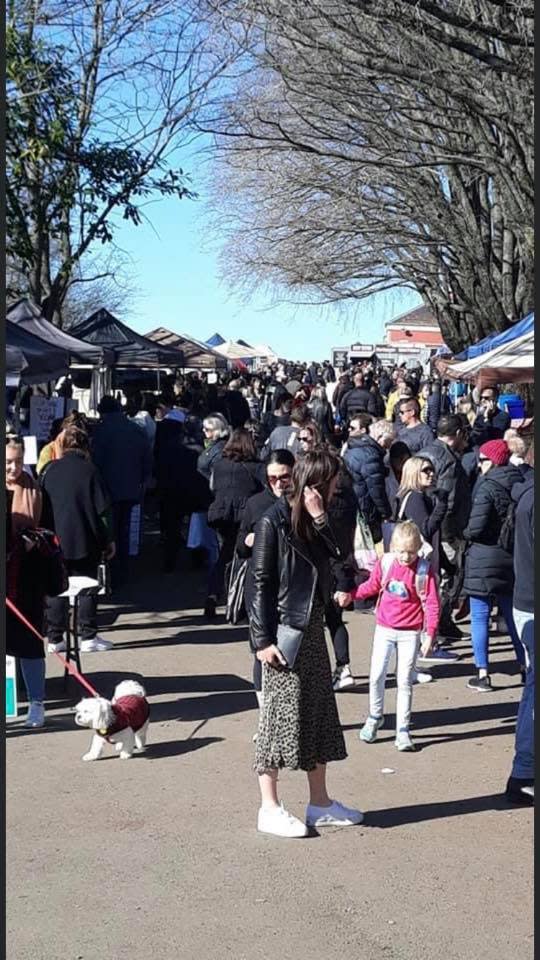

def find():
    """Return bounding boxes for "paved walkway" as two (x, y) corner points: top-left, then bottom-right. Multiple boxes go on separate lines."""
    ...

(7, 535), (533, 960)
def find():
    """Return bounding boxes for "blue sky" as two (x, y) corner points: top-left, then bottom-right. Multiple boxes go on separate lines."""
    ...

(113, 178), (422, 362)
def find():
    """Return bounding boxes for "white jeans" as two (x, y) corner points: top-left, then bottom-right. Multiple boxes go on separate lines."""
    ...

(369, 626), (420, 732)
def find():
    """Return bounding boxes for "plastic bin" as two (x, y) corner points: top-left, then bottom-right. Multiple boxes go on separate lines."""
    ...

(499, 393), (525, 418)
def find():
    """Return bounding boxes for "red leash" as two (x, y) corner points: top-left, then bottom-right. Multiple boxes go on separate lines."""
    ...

(6, 596), (100, 698)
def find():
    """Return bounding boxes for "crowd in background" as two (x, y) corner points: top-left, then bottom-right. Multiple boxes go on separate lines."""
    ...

(6, 353), (535, 830)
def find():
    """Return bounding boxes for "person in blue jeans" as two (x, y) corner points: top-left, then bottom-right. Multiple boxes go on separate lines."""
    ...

(506, 463), (534, 805)
(462, 440), (525, 692)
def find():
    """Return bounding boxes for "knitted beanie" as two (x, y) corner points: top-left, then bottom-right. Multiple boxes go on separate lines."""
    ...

(479, 439), (510, 466)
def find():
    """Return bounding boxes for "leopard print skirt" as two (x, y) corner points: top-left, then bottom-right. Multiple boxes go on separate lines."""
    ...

(254, 602), (347, 773)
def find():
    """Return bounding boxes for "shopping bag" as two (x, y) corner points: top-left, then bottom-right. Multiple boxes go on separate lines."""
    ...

(187, 512), (219, 567)
(225, 553), (248, 625)
(353, 514), (377, 572)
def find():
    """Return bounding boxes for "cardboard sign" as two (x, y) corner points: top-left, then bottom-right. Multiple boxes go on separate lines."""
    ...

(6, 656), (18, 719)
(29, 397), (78, 442)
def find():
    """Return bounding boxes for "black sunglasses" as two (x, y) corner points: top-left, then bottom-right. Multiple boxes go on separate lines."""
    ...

(421, 466), (435, 474)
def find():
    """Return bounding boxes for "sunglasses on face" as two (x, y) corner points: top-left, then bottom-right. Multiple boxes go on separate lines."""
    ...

(298, 435), (313, 442)
(268, 474), (292, 485)
(479, 456), (490, 463)
(481, 396), (495, 402)
(421, 467), (434, 475)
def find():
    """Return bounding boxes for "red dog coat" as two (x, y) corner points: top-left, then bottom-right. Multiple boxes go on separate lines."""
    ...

(100, 695), (150, 740)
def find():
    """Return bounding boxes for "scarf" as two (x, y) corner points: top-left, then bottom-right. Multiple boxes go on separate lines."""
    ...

(9, 472), (42, 536)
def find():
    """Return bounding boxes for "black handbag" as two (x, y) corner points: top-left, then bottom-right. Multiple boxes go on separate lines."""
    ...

(225, 553), (248, 624)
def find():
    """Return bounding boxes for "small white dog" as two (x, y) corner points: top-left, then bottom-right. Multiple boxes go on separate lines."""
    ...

(75, 680), (150, 761)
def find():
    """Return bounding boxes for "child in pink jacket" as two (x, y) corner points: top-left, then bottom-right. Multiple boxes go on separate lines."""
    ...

(340, 520), (440, 752)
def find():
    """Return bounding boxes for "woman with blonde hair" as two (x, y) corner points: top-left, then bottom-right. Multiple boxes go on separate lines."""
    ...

(394, 457), (448, 571)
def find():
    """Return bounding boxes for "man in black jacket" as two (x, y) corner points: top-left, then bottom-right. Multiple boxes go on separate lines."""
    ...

(343, 418), (394, 542)
(470, 386), (511, 446)
(418, 414), (471, 640)
(339, 371), (378, 421)
(218, 379), (251, 429)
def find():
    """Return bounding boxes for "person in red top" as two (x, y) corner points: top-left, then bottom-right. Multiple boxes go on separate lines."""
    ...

(336, 520), (440, 752)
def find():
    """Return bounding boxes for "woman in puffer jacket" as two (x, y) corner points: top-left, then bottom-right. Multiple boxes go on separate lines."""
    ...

(462, 440), (525, 692)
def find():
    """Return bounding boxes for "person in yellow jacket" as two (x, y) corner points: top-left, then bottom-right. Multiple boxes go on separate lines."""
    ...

(385, 379), (414, 420)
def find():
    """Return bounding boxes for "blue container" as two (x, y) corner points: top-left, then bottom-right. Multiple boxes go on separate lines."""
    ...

(499, 393), (525, 418)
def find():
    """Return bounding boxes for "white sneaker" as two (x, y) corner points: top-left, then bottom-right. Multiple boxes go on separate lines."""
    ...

(412, 670), (433, 684)
(332, 665), (355, 691)
(395, 730), (416, 752)
(47, 640), (67, 653)
(257, 803), (308, 838)
(24, 702), (45, 728)
(80, 635), (113, 653)
(306, 799), (364, 827)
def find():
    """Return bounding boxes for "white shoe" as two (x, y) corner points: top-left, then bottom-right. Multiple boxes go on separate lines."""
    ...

(332, 665), (355, 691)
(257, 803), (308, 838)
(412, 670), (433, 684)
(80, 635), (113, 653)
(359, 715), (384, 743)
(395, 730), (416, 752)
(47, 640), (66, 653)
(24, 702), (45, 728)
(306, 799), (364, 827)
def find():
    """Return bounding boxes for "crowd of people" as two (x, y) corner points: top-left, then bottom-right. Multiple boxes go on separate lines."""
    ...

(6, 354), (535, 833)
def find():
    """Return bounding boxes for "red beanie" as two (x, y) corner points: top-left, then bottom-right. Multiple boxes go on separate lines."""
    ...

(479, 440), (510, 466)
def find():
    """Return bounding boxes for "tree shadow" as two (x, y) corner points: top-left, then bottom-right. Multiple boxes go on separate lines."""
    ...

(365, 792), (521, 828)
(109, 624), (250, 650)
(342, 700), (518, 733)
(145, 736), (224, 759)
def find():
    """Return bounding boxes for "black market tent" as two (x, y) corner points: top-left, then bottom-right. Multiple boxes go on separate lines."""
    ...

(144, 327), (228, 370)
(6, 320), (71, 385)
(7, 298), (115, 365)
(69, 308), (186, 368)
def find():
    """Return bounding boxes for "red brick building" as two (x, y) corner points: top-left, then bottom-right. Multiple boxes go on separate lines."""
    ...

(385, 305), (444, 348)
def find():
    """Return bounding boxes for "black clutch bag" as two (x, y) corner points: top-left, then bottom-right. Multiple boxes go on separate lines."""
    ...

(275, 624), (304, 669)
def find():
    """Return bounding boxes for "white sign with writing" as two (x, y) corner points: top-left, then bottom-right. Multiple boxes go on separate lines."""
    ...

(29, 397), (78, 441)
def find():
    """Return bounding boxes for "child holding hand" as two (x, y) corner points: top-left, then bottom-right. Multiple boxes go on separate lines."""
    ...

(336, 521), (440, 752)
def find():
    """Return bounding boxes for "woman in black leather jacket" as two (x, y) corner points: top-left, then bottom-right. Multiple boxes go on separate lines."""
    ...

(246, 449), (363, 838)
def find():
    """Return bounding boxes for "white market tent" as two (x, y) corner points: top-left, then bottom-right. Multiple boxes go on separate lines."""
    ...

(443, 328), (534, 386)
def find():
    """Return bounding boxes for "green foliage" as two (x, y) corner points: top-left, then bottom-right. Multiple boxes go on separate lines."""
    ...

(6, 22), (192, 314)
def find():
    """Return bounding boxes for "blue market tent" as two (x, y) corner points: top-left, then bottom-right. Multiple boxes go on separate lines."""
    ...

(455, 312), (534, 360)
(206, 332), (225, 347)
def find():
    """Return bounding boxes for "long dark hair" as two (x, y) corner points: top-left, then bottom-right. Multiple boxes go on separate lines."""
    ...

(289, 448), (340, 541)
(222, 428), (257, 462)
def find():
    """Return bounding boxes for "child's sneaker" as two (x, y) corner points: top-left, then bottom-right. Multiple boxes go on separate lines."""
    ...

(359, 715), (384, 743)
(395, 729), (416, 752)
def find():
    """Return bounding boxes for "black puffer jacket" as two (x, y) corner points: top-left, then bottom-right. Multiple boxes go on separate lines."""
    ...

(462, 464), (524, 598)
(207, 458), (263, 527)
(417, 438), (471, 540)
(343, 435), (391, 532)
(246, 496), (341, 650)
(339, 386), (378, 420)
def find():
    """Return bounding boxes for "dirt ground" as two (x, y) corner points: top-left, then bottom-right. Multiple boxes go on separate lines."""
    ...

(7, 534), (533, 960)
